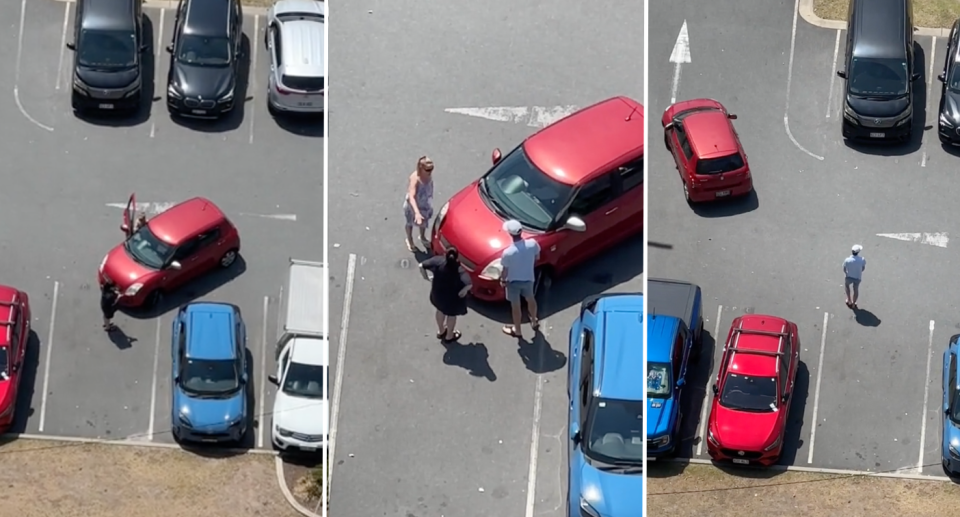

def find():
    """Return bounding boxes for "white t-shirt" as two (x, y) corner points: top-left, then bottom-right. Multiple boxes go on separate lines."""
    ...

(501, 238), (540, 283)
(843, 255), (866, 280)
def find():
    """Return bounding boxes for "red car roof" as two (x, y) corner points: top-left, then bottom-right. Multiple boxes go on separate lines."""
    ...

(0, 285), (20, 347)
(684, 110), (739, 160)
(523, 96), (643, 186)
(148, 198), (227, 245)
(727, 315), (790, 378)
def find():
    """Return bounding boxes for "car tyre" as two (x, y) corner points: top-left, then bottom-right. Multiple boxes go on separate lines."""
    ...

(219, 249), (239, 268)
(691, 321), (704, 363)
(664, 133), (671, 150)
(144, 289), (163, 309)
(682, 181), (693, 204)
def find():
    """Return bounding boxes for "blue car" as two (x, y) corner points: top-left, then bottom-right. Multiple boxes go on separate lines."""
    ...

(943, 335), (960, 475)
(171, 302), (248, 444)
(567, 293), (643, 517)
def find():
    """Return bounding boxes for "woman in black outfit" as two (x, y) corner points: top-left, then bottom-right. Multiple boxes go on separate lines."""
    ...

(419, 247), (472, 343)
(100, 281), (120, 331)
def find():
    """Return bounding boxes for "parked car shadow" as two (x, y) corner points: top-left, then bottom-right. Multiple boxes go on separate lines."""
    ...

(776, 361), (810, 467)
(273, 111), (324, 138)
(170, 35), (253, 133)
(8, 331), (41, 435)
(647, 461), (688, 479)
(690, 190), (759, 218)
(74, 14), (156, 127)
(121, 255), (247, 319)
(467, 234), (644, 324)
(843, 43), (927, 157)
(178, 347), (256, 458)
(442, 341), (496, 381)
(673, 328), (718, 461)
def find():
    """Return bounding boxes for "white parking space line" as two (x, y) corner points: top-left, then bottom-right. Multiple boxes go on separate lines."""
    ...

(807, 311), (830, 464)
(922, 38), (937, 167)
(328, 253), (357, 504)
(38, 281), (60, 433)
(825, 29), (841, 119)
(696, 304), (723, 456)
(918, 320), (936, 472)
(248, 15), (260, 145)
(784, 0), (824, 161)
(147, 318), (162, 441)
(15, 0), (54, 132)
(524, 322), (549, 517)
(55, 2), (70, 90)
(150, 8), (166, 139)
(257, 295), (269, 449)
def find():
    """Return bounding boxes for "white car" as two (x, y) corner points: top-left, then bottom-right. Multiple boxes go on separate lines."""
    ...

(265, 0), (325, 114)
(269, 335), (327, 452)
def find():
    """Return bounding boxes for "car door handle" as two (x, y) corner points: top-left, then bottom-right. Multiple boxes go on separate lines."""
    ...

(605, 207), (619, 215)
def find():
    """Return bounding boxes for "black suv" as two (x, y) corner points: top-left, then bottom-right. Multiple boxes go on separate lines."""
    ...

(66, 0), (146, 114)
(166, 0), (242, 118)
(937, 18), (960, 144)
(836, 0), (920, 142)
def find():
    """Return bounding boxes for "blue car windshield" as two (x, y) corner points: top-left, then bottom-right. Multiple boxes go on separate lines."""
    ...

(583, 398), (643, 466)
(181, 358), (239, 395)
(478, 146), (575, 231)
(647, 362), (672, 399)
(124, 225), (174, 270)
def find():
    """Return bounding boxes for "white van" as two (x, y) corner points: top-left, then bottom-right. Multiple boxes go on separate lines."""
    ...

(268, 258), (327, 453)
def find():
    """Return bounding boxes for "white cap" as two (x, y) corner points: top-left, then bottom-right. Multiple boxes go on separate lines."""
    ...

(502, 220), (522, 236)
(852, 244), (863, 253)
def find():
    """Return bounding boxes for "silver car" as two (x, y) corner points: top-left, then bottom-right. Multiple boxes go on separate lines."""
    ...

(265, 0), (325, 115)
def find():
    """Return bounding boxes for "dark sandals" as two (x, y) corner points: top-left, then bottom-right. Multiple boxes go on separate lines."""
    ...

(441, 330), (461, 343)
(502, 325), (523, 339)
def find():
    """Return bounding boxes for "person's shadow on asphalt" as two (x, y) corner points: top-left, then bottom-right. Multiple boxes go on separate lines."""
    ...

(108, 327), (138, 350)
(516, 330), (567, 374)
(442, 341), (497, 381)
(853, 307), (881, 327)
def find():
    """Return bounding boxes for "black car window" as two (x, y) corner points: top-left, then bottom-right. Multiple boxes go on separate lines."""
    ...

(949, 58), (960, 92)
(950, 353), (960, 423)
(281, 75), (324, 92)
(177, 35), (231, 66)
(271, 24), (283, 65)
(198, 228), (221, 248)
(696, 153), (745, 175)
(848, 57), (909, 97)
(618, 158), (643, 193)
(568, 174), (615, 216)
(719, 373), (778, 412)
(0, 347), (8, 380)
(676, 127), (694, 160)
(173, 237), (201, 261)
(78, 29), (137, 69)
(282, 362), (325, 398)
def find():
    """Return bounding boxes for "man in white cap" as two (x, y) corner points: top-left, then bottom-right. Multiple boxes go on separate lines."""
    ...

(843, 244), (866, 309)
(500, 219), (540, 338)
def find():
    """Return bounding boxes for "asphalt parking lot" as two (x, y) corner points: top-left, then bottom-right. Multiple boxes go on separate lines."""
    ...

(2, 0), (322, 450)
(649, 0), (959, 477)
(326, 1), (641, 516)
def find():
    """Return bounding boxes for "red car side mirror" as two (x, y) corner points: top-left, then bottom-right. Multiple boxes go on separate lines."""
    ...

(491, 148), (502, 165)
(120, 223), (129, 233)
(727, 114), (738, 120)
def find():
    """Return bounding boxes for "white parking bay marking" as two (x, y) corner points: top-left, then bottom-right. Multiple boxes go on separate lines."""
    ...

(248, 15), (259, 145)
(147, 318), (162, 441)
(918, 320), (936, 473)
(784, 0), (823, 160)
(38, 281), (60, 433)
(808, 312), (830, 464)
(696, 304), (723, 456)
(524, 321), (548, 517)
(825, 30), (841, 119)
(876, 233), (949, 248)
(444, 106), (580, 129)
(922, 38), (937, 168)
(258, 295), (269, 449)
(328, 253), (357, 507)
(669, 21), (691, 104)
(55, 2), (70, 90)
(150, 9), (166, 139)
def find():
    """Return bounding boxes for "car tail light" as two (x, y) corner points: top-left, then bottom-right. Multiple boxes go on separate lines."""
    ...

(276, 85), (292, 96)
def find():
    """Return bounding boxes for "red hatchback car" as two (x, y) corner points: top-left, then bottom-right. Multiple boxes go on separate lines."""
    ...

(662, 98), (753, 203)
(98, 194), (242, 308)
(706, 314), (800, 466)
(431, 96), (644, 302)
(0, 285), (30, 432)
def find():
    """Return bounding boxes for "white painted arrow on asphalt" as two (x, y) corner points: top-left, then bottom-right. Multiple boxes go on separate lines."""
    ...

(669, 20), (691, 104)
(104, 202), (297, 222)
(444, 106), (580, 129)
(876, 233), (949, 248)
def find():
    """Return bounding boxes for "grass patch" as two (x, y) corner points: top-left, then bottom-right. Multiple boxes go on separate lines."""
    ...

(813, 0), (960, 29)
(648, 462), (960, 516)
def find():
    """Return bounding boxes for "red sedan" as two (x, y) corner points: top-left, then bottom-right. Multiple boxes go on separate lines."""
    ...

(0, 285), (30, 432)
(431, 96), (644, 302)
(662, 98), (753, 203)
(706, 314), (800, 466)
(98, 194), (242, 308)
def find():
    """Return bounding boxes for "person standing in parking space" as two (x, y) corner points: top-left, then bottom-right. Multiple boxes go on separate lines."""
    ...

(843, 244), (866, 309)
(500, 219), (540, 339)
(403, 156), (435, 252)
(101, 281), (121, 331)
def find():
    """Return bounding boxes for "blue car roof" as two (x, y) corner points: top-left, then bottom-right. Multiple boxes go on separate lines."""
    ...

(184, 303), (237, 360)
(592, 294), (643, 401)
(646, 314), (681, 363)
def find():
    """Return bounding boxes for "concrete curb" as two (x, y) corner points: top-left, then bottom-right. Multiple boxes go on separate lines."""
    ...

(275, 456), (322, 517)
(1, 432), (279, 455)
(652, 457), (953, 483)
(798, 0), (951, 37)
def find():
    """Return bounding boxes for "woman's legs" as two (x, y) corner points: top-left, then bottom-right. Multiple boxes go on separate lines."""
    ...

(405, 225), (416, 251)
(443, 316), (458, 340)
(435, 310), (446, 334)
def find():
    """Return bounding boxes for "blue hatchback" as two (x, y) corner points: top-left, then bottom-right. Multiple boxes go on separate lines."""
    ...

(942, 335), (960, 475)
(171, 302), (248, 444)
(567, 293), (643, 517)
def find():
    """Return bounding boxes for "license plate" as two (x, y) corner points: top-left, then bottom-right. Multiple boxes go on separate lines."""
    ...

(869, 132), (885, 138)
(715, 190), (731, 197)
(300, 446), (316, 452)
(99, 103), (114, 109)
(201, 438), (217, 443)
(732, 458), (749, 465)
(296, 102), (313, 107)
(192, 109), (207, 115)
(648, 457), (657, 462)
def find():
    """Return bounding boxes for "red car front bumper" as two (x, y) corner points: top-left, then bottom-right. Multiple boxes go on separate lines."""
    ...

(429, 234), (506, 302)
(97, 271), (149, 307)
(707, 440), (781, 467)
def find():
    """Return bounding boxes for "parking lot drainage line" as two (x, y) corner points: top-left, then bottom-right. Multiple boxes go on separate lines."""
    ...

(657, 457), (952, 482)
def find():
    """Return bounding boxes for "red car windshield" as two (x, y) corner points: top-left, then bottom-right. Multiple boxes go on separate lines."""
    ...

(479, 146), (575, 231)
(719, 373), (778, 412)
(124, 225), (175, 270)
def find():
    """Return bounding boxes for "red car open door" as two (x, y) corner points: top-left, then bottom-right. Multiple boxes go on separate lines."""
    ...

(122, 193), (136, 238)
